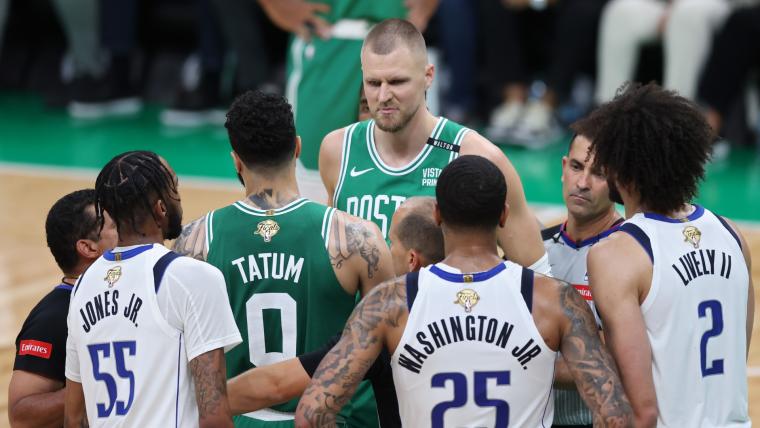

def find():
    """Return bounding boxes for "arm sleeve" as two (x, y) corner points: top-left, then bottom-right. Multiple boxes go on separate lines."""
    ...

(13, 291), (70, 383)
(297, 333), (391, 382)
(160, 259), (242, 361)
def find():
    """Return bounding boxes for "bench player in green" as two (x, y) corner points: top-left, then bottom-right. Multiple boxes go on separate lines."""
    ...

(258, 0), (439, 171)
(320, 18), (550, 273)
(172, 91), (395, 427)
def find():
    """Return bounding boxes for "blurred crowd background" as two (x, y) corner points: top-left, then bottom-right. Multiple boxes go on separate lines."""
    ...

(0, 0), (758, 156)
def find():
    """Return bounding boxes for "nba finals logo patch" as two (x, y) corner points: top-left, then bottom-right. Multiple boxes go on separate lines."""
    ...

(683, 226), (701, 249)
(255, 219), (280, 243)
(104, 266), (122, 288)
(454, 289), (480, 313)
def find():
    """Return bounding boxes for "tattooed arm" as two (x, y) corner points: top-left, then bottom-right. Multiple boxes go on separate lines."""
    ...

(329, 212), (395, 297)
(172, 216), (208, 261)
(588, 234), (658, 427)
(553, 276), (634, 427)
(295, 277), (407, 428)
(189, 349), (234, 428)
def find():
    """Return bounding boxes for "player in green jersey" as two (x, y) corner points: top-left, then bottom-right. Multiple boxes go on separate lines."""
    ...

(320, 18), (550, 274)
(258, 0), (439, 171)
(172, 91), (394, 427)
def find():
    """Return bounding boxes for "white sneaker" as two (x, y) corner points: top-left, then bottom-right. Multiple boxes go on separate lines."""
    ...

(486, 101), (524, 141)
(510, 100), (563, 149)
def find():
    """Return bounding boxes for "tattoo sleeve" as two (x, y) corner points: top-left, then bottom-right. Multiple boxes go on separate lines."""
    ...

(295, 277), (407, 427)
(559, 284), (634, 427)
(329, 216), (381, 278)
(189, 349), (230, 422)
(172, 216), (207, 261)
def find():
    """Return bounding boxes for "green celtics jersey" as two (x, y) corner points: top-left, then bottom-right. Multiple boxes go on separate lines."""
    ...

(319, 0), (406, 24)
(333, 117), (470, 239)
(205, 198), (367, 426)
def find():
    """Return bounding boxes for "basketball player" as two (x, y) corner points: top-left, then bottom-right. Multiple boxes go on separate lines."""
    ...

(9, 189), (117, 427)
(258, 0), (438, 171)
(171, 91), (394, 427)
(64, 151), (242, 427)
(296, 155), (633, 427)
(584, 83), (754, 426)
(542, 134), (622, 427)
(225, 196), (442, 428)
(320, 18), (549, 274)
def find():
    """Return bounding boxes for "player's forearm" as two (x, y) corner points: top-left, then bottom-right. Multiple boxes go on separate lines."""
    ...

(9, 389), (64, 428)
(227, 365), (307, 415)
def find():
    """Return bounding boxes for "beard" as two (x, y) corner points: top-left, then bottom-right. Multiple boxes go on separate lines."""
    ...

(164, 206), (183, 240)
(373, 104), (419, 133)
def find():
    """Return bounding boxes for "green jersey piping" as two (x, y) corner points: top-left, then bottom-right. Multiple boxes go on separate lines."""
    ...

(321, 207), (337, 250)
(366, 117), (446, 176)
(205, 210), (215, 249)
(232, 197), (311, 217)
(332, 122), (360, 207)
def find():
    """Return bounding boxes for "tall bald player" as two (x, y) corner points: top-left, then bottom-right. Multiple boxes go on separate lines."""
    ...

(320, 18), (549, 273)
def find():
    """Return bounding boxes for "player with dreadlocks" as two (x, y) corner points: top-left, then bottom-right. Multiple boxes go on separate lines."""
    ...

(585, 82), (754, 427)
(64, 150), (242, 427)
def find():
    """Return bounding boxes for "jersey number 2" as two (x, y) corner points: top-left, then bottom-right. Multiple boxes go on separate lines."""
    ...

(87, 341), (136, 418)
(698, 300), (724, 377)
(246, 293), (297, 366)
(431, 371), (510, 427)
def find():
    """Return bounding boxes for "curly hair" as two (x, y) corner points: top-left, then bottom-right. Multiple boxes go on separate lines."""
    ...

(225, 90), (297, 168)
(95, 150), (177, 236)
(571, 82), (715, 213)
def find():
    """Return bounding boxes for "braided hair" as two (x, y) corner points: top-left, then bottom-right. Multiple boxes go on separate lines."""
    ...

(95, 151), (178, 236)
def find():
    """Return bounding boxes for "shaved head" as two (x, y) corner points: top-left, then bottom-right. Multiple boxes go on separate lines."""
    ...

(363, 19), (427, 64)
(389, 197), (444, 273)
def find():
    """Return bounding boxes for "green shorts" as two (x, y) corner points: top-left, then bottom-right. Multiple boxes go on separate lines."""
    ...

(286, 35), (364, 170)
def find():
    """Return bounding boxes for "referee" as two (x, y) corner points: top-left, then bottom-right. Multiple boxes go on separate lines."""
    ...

(8, 189), (117, 427)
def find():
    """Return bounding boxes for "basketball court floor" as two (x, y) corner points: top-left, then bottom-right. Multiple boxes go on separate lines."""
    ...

(0, 93), (758, 424)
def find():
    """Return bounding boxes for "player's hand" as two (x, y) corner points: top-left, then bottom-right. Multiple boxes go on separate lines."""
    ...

(405, 0), (439, 33)
(259, 0), (331, 41)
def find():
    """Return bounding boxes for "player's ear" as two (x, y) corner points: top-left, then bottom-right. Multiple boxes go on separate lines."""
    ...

(499, 203), (509, 228)
(433, 203), (442, 226)
(230, 151), (243, 174)
(561, 156), (568, 182)
(408, 249), (423, 273)
(424, 64), (434, 90)
(294, 136), (302, 159)
(75, 238), (100, 260)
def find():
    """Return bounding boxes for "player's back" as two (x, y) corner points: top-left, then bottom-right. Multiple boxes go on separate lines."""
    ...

(66, 244), (199, 427)
(391, 261), (556, 427)
(333, 117), (470, 239)
(623, 205), (750, 427)
(206, 198), (360, 424)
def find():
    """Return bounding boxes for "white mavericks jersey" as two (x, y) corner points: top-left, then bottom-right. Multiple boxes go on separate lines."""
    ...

(65, 244), (241, 427)
(391, 261), (556, 428)
(621, 205), (750, 427)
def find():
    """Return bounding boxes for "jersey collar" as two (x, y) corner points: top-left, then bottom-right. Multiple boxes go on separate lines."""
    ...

(429, 262), (507, 283)
(103, 244), (154, 261)
(559, 217), (624, 249)
(643, 204), (704, 223)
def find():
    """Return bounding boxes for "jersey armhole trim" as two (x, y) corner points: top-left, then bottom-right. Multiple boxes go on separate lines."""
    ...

(332, 123), (357, 207)
(405, 271), (420, 311)
(715, 214), (742, 251)
(322, 207), (336, 249)
(618, 223), (654, 263)
(520, 268), (534, 313)
(154, 251), (182, 293)
(205, 211), (214, 251)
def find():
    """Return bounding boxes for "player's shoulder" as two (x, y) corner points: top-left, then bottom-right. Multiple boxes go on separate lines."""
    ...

(18, 286), (71, 332)
(165, 252), (224, 282)
(332, 209), (384, 237)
